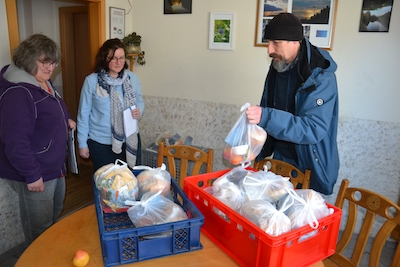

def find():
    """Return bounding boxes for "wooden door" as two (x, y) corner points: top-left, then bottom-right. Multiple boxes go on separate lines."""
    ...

(59, 6), (91, 122)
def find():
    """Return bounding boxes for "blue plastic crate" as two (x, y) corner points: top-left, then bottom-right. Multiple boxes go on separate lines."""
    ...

(94, 170), (204, 267)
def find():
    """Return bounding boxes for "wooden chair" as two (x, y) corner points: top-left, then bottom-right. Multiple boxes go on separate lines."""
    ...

(391, 196), (400, 242)
(253, 158), (311, 189)
(328, 179), (400, 267)
(157, 142), (214, 188)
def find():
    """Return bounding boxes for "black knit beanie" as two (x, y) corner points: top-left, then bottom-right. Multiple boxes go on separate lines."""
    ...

(264, 13), (303, 41)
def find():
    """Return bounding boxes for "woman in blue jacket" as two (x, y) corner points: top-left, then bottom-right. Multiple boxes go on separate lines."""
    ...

(0, 34), (76, 247)
(77, 39), (145, 171)
(246, 13), (339, 195)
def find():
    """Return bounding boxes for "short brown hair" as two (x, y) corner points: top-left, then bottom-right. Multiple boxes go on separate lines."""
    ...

(13, 33), (61, 75)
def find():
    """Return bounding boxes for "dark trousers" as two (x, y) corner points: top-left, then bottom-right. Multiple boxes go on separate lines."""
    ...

(88, 133), (142, 171)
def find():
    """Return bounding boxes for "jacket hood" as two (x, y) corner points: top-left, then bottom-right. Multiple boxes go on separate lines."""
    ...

(0, 64), (40, 93)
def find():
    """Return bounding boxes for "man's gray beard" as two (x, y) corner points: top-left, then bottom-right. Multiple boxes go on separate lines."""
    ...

(272, 59), (290, 73)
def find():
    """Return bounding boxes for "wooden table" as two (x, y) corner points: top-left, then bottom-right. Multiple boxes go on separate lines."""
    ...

(15, 205), (325, 267)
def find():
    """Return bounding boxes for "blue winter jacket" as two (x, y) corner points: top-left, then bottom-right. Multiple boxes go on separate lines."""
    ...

(0, 64), (70, 184)
(257, 38), (339, 195)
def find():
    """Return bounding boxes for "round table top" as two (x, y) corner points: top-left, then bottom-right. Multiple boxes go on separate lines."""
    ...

(15, 204), (325, 267)
(15, 204), (240, 267)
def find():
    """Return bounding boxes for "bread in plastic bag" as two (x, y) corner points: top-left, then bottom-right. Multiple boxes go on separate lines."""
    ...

(212, 181), (248, 211)
(212, 165), (252, 190)
(135, 164), (171, 199)
(94, 159), (139, 212)
(242, 170), (294, 203)
(240, 199), (292, 237)
(127, 190), (188, 227)
(278, 189), (331, 229)
(223, 103), (267, 166)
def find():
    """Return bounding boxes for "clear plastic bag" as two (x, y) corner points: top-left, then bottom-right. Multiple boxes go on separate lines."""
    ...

(242, 170), (294, 203)
(240, 198), (292, 237)
(279, 189), (331, 229)
(94, 159), (139, 212)
(212, 165), (252, 190)
(212, 181), (247, 211)
(223, 103), (267, 166)
(127, 190), (188, 227)
(204, 166), (250, 213)
(134, 164), (171, 199)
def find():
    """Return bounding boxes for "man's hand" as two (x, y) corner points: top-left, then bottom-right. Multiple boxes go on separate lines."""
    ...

(246, 106), (262, 124)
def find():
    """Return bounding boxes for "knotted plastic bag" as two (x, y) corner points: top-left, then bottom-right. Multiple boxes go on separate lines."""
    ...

(126, 190), (188, 227)
(278, 189), (331, 230)
(133, 164), (171, 199)
(223, 103), (267, 166)
(211, 165), (252, 190)
(242, 170), (294, 203)
(212, 181), (248, 211)
(94, 159), (139, 212)
(240, 198), (292, 237)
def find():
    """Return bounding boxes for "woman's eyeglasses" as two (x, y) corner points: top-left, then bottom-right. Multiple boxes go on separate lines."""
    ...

(108, 57), (126, 63)
(37, 59), (59, 69)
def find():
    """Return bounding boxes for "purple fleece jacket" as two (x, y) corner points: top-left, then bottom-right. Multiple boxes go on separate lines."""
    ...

(0, 64), (70, 184)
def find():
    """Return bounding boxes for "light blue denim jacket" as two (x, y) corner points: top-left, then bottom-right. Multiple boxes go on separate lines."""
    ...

(77, 70), (145, 149)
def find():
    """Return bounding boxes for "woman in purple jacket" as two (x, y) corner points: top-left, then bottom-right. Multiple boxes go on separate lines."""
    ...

(0, 34), (76, 247)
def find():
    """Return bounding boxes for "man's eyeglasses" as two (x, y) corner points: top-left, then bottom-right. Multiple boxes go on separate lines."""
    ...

(108, 56), (126, 63)
(37, 59), (59, 69)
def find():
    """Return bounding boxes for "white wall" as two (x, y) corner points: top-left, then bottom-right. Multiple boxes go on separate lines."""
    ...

(3, 0), (399, 125)
(126, 0), (400, 124)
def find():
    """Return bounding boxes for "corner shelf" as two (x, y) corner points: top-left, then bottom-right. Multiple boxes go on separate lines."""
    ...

(127, 54), (138, 71)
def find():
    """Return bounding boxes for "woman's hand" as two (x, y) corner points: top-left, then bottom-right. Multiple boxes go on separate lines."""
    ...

(68, 119), (76, 130)
(79, 147), (90, 159)
(131, 108), (141, 119)
(27, 178), (45, 192)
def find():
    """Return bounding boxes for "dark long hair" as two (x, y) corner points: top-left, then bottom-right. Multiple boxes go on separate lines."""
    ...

(94, 38), (128, 73)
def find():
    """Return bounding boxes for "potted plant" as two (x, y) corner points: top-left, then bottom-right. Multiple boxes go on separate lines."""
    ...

(123, 32), (142, 54)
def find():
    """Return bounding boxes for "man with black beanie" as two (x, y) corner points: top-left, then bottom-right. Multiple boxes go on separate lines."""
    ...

(246, 13), (339, 195)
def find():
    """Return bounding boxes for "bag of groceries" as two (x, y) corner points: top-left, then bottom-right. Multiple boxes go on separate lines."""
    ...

(133, 164), (172, 199)
(223, 103), (267, 166)
(127, 190), (188, 228)
(94, 159), (139, 212)
(240, 198), (292, 237)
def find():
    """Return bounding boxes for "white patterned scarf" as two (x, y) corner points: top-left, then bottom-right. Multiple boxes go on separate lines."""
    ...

(98, 69), (138, 167)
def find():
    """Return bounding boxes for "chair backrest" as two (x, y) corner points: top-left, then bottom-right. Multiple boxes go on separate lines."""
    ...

(329, 179), (400, 267)
(253, 158), (311, 189)
(391, 197), (400, 242)
(157, 142), (214, 188)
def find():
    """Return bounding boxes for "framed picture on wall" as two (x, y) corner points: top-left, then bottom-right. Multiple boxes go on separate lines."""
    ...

(110, 7), (125, 39)
(359, 0), (393, 32)
(164, 0), (192, 14)
(255, 0), (338, 50)
(208, 12), (235, 50)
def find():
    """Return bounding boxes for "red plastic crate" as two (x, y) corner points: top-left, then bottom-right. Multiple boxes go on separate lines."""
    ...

(183, 169), (342, 267)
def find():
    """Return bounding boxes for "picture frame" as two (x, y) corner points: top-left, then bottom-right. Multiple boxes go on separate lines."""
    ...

(255, 0), (338, 50)
(110, 7), (125, 39)
(359, 0), (393, 32)
(208, 12), (235, 50)
(164, 0), (192, 15)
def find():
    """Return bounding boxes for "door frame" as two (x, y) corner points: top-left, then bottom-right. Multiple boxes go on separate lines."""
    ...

(5, 0), (106, 65)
